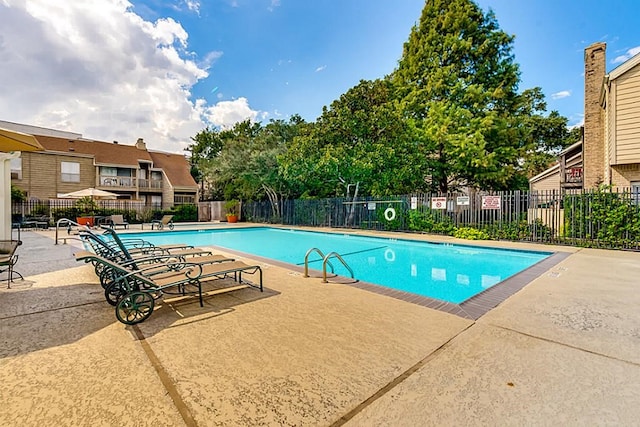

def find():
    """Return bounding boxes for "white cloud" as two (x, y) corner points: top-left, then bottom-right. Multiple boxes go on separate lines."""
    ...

(202, 97), (259, 129)
(569, 114), (584, 129)
(612, 46), (640, 64)
(0, 0), (225, 153)
(315, 65), (327, 72)
(183, 1), (200, 14)
(551, 90), (571, 100)
(268, 0), (281, 12)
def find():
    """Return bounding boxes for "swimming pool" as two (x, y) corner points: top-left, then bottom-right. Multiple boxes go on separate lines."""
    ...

(121, 227), (551, 304)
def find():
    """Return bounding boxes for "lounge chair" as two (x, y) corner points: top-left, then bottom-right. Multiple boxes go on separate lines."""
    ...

(78, 229), (234, 290)
(75, 252), (262, 324)
(151, 215), (174, 230)
(107, 214), (129, 229)
(0, 240), (23, 288)
(80, 229), (214, 268)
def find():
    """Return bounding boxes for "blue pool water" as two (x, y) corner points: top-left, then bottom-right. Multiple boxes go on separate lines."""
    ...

(122, 227), (551, 304)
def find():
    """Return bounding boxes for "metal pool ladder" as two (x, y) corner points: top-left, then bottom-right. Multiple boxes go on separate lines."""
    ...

(304, 248), (356, 283)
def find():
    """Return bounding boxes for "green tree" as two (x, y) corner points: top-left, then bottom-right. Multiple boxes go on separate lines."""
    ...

(11, 184), (26, 202)
(517, 87), (578, 184)
(392, 0), (523, 192)
(186, 127), (226, 200)
(281, 79), (415, 198)
(196, 117), (305, 215)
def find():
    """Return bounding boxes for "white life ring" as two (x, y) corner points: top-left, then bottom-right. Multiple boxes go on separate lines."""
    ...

(384, 248), (396, 262)
(384, 207), (396, 221)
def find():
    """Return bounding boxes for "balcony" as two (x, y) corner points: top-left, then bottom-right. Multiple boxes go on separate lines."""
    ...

(138, 178), (163, 192)
(99, 176), (136, 188)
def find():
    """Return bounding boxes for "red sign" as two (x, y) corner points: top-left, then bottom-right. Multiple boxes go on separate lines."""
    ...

(481, 195), (501, 210)
(431, 197), (447, 210)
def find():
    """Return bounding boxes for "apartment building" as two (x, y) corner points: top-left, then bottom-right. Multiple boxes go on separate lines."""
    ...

(3, 121), (198, 208)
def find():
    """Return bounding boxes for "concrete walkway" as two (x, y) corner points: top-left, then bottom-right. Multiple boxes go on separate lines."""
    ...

(0, 229), (638, 426)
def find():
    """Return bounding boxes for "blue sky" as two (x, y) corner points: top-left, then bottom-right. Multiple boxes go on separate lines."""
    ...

(0, 0), (638, 153)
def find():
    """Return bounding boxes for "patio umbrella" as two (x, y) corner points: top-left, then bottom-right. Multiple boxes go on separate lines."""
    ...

(59, 187), (118, 200)
(1, 128), (44, 240)
(0, 127), (44, 153)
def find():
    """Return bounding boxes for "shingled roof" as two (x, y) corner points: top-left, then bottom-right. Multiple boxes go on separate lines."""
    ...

(149, 151), (197, 188)
(33, 135), (153, 166)
(30, 133), (196, 189)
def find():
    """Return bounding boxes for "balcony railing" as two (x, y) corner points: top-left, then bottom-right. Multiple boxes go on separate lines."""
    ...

(99, 175), (163, 190)
(138, 178), (163, 190)
(99, 176), (136, 188)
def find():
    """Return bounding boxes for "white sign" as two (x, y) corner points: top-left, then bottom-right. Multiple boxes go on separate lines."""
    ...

(431, 197), (447, 210)
(367, 202), (376, 210)
(456, 196), (470, 206)
(481, 195), (501, 210)
(410, 196), (418, 210)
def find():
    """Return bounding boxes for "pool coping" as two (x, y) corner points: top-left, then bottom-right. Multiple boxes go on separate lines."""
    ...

(203, 243), (571, 320)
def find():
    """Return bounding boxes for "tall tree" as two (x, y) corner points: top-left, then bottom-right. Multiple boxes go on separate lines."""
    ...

(517, 87), (579, 182)
(281, 79), (416, 199)
(392, 0), (523, 192)
(186, 127), (226, 199)
(195, 117), (305, 212)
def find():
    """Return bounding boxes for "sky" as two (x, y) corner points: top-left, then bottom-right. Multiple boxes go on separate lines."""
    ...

(0, 0), (639, 154)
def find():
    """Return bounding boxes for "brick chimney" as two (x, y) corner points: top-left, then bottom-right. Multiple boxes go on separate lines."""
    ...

(583, 42), (606, 189)
(135, 137), (146, 150)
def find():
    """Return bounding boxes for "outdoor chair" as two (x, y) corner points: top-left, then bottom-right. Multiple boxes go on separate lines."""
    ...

(80, 228), (212, 266)
(0, 240), (23, 288)
(107, 214), (129, 229)
(75, 252), (261, 325)
(151, 215), (174, 230)
(78, 229), (233, 290)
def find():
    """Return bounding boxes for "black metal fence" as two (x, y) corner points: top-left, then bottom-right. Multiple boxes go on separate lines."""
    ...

(14, 190), (639, 250)
(243, 190), (640, 250)
(10, 199), (191, 225)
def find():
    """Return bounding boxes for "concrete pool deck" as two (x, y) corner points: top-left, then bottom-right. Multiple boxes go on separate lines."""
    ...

(1, 225), (639, 425)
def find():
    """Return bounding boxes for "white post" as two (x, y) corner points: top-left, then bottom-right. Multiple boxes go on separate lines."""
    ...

(0, 152), (20, 241)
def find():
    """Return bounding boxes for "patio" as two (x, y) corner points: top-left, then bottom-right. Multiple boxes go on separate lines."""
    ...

(0, 228), (638, 425)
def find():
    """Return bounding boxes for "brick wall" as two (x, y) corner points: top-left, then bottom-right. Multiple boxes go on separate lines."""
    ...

(583, 42), (606, 189)
(14, 152), (95, 199)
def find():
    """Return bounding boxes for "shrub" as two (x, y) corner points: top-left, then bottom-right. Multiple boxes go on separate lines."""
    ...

(406, 209), (455, 235)
(453, 227), (490, 240)
(170, 204), (197, 222)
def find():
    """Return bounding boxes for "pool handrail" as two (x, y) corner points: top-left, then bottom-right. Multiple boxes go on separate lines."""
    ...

(322, 252), (355, 284)
(55, 218), (89, 245)
(303, 247), (335, 277)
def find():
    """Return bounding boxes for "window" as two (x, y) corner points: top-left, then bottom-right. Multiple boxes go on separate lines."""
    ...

(10, 157), (22, 180)
(61, 161), (80, 182)
(151, 195), (162, 208)
(174, 194), (195, 205)
(101, 167), (117, 176)
(632, 182), (640, 205)
(100, 167), (117, 186)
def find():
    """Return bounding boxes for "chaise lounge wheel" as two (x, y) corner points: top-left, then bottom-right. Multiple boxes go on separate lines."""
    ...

(168, 222), (174, 230)
(100, 268), (118, 289)
(115, 291), (154, 325)
(105, 281), (128, 306)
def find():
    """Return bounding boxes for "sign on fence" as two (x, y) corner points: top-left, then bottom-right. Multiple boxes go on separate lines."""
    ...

(481, 195), (501, 210)
(456, 196), (470, 206)
(410, 196), (418, 210)
(431, 197), (447, 210)
(367, 202), (376, 210)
